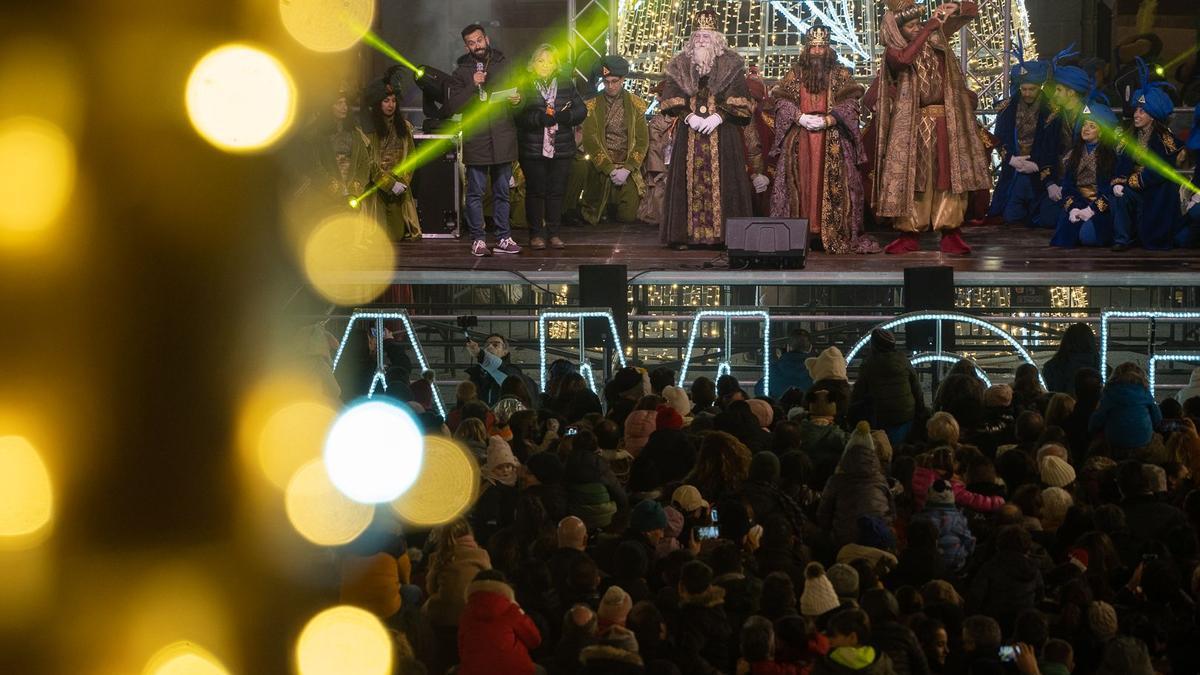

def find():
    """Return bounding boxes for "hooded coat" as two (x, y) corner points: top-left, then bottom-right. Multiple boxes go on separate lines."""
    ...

(1088, 382), (1162, 450)
(424, 539), (493, 627)
(457, 579), (542, 675)
(818, 426), (896, 548)
(851, 351), (925, 427)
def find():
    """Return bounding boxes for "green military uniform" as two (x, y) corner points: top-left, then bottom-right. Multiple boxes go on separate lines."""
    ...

(579, 90), (649, 225)
(368, 116), (421, 240)
(308, 120), (373, 214)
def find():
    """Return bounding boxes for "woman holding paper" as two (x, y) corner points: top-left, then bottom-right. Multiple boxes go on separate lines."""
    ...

(515, 44), (587, 250)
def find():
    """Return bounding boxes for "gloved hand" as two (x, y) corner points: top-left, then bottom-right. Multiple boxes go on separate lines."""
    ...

(1047, 184), (1063, 202)
(698, 113), (723, 135)
(1189, 192), (1200, 210)
(391, 181), (407, 196)
(799, 114), (826, 131)
(685, 114), (705, 132)
(611, 168), (631, 186)
(751, 173), (769, 193)
(1077, 206), (1095, 222)
(1068, 208), (1083, 223)
(1113, 184), (1125, 198)
(1009, 155), (1038, 174)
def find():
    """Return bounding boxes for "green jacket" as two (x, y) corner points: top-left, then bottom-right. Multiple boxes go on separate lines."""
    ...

(581, 90), (649, 192)
(851, 351), (925, 427)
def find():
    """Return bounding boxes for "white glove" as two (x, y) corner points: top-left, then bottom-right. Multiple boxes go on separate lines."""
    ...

(390, 181), (407, 195)
(751, 173), (769, 193)
(799, 114), (826, 131)
(699, 113), (723, 135)
(685, 114), (705, 132)
(508, 175), (516, 188)
(1077, 206), (1095, 222)
(1113, 184), (1125, 198)
(1046, 184), (1062, 202)
(1009, 155), (1038, 174)
(1068, 208), (1083, 223)
(611, 168), (631, 186)
(1188, 193), (1200, 210)
(1008, 154), (1027, 169)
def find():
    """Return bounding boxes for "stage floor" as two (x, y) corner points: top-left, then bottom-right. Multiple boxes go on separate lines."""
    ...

(388, 222), (1199, 286)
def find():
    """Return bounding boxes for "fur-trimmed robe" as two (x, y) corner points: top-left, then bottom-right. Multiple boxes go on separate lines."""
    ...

(659, 50), (755, 246)
(769, 62), (878, 253)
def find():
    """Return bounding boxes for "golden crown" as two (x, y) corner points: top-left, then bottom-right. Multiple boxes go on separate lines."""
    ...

(695, 9), (718, 31)
(806, 23), (830, 46)
(884, 0), (925, 23)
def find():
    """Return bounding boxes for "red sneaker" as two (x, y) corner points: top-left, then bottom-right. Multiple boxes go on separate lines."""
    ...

(939, 228), (972, 255)
(884, 232), (921, 254)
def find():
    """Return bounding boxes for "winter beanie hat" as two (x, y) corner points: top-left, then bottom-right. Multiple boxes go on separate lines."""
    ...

(800, 562), (841, 617)
(598, 585), (633, 628)
(747, 399), (774, 428)
(1040, 455), (1077, 488)
(984, 384), (1014, 407)
(870, 328), (897, 353)
(1087, 601), (1119, 640)
(630, 499), (668, 533)
(655, 404), (684, 431)
(827, 563), (860, 601)
(927, 478), (956, 506)
(662, 385), (691, 417)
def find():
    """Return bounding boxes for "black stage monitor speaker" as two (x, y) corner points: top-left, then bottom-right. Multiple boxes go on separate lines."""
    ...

(903, 266), (956, 352)
(412, 134), (460, 238)
(579, 264), (628, 349)
(726, 218), (808, 269)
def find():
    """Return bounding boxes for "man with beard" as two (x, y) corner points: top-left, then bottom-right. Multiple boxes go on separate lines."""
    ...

(447, 24), (524, 257)
(769, 23), (878, 254)
(873, 0), (990, 255)
(659, 9), (755, 249)
(986, 41), (1052, 227)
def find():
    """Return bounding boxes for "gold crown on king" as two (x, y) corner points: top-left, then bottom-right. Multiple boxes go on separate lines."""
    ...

(695, 9), (718, 31)
(806, 23), (830, 46)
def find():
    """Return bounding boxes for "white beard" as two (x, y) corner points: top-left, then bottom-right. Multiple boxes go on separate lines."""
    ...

(693, 44), (717, 76)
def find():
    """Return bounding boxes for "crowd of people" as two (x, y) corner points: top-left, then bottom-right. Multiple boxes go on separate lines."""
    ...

(332, 321), (1200, 675)
(293, 2), (1200, 260)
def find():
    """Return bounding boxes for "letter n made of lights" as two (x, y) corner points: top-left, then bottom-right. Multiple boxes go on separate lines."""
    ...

(331, 310), (447, 418)
(844, 311), (1043, 388)
(677, 309), (771, 392)
(1098, 311), (1200, 385)
(538, 309), (628, 393)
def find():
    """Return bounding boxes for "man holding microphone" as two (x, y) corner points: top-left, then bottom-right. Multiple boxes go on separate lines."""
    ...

(448, 24), (525, 257)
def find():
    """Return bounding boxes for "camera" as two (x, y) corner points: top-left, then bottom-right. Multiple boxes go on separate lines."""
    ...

(998, 645), (1020, 663)
(457, 315), (479, 338)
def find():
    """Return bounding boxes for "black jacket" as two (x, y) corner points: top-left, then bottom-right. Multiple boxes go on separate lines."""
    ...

(871, 621), (931, 675)
(672, 586), (732, 675)
(967, 550), (1044, 627)
(515, 76), (587, 160)
(447, 48), (520, 165)
(465, 354), (533, 408)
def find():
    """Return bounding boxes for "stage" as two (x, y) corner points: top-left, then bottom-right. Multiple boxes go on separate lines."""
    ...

(388, 221), (1200, 287)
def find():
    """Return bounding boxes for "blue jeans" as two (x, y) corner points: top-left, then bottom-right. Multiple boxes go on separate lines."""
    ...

(465, 163), (512, 242)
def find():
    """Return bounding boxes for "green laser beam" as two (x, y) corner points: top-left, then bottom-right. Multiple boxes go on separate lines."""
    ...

(349, 12), (610, 208)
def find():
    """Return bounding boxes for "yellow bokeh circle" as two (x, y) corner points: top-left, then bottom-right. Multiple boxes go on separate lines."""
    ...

(185, 43), (296, 153)
(0, 435), (54, 548)
(303, 213), (395, 305)
(285, 460), (374, 546)
(257, 400), (337, 489)
(296, 605), (393, 675)
(143, 641), (230, 675)
(280, 0), (376, 52)
(391, 437), (479, 527)
(0, 116), (75, 235)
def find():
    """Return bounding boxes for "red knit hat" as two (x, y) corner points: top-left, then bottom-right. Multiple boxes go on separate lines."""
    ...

(655, 404), (684, 430)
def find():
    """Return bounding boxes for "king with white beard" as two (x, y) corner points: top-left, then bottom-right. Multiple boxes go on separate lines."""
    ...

(658, 9), (755, 249)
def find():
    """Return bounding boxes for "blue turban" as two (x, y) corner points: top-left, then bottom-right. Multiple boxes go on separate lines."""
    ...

(1131, 57), (1176, 122)
(1187, 106), (1200, 151)
(1009, 37), (1048, 95)
(1081, 101), (1118, 131)
(1049, 44), (1093, 94)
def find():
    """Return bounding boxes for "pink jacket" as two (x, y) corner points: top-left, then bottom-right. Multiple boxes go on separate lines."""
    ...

(623, 410), (657, 456)
(911, 466), (1004, 513)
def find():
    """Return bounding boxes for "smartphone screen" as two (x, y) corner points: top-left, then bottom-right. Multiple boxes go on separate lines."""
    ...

(696, 525), (720, 540)
(998, 646), (1017, 663)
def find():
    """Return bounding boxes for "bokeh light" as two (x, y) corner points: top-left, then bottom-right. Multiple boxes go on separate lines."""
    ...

(324, 399), (423, 504)
(0, 117), (75, 237)
(279, 0), (376, 52)
(185, 43), (295, 153)
(285, 459), (374, 545)
(296, 605), (393, 675)
(143, 642), (230, 675)
(391, 436), (479, 527)
(0, 435), (54, 548)
(257, 400), (337, 490)
(302, 213), (396, 305)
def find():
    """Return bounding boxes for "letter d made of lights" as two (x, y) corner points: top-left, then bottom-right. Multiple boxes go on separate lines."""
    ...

(538, 309), (628, 393)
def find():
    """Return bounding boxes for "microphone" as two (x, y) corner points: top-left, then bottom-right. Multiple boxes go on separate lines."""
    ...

(475, 62), (486, 101)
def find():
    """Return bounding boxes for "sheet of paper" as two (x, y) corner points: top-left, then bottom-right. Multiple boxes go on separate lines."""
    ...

(489, 87), (518, 102)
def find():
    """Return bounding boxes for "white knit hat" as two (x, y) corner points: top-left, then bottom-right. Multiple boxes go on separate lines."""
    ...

(1040, 455), (1076, 488)
(800, 562), (841, 617)
(662, 385), (691, 417)
(598, 585), (633, 628)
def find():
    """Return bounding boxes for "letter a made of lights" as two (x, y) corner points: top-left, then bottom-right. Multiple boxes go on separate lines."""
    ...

(676, 309), (771, 393)
(538, 310), (628, 393)
(1099, 310), (1200, 384)
(844, 311), (1043, 388)
(331, 310), (447, 418)
(1147, 353), (1200, 394)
